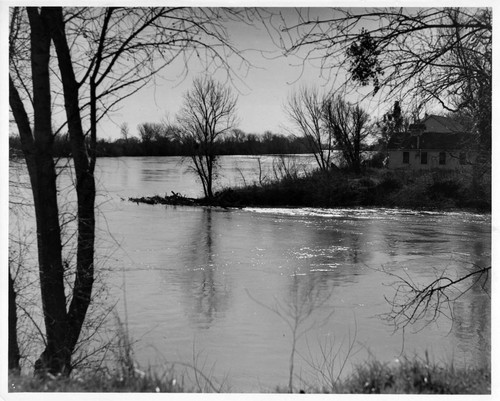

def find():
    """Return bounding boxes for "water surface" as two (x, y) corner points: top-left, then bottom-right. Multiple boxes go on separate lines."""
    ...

(10, 156), (491, 392)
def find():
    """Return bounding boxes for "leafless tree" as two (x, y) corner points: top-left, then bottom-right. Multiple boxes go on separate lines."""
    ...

(246, 275), (333, 393)
(138, 122), (167, 143)
(176, 76), (239, 198)
(286, 86), (333, 172)
(286, 87), (371, 173)
(120, 123), (130, 142)
(322, 96), (371, 174)
(267, 7), (491, 153)
(9, 6), (254, 376)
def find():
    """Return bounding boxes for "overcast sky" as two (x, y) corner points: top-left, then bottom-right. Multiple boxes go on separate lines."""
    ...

(4, 4), (462, 141)
(100, 7), (380, 140)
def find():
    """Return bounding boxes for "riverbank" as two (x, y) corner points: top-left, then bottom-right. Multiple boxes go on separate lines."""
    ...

(130, 168), (491, 212)
(8, 357), (490, 393)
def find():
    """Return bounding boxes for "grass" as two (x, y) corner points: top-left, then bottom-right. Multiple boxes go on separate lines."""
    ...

(339, 358), (490, 394)
(8, 356), (490, 394)
(8, 368), (183, 392)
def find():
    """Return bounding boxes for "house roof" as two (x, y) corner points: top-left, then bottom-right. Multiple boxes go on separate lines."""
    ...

(388, 115), (467, 150)
(421, 115), (465, 133)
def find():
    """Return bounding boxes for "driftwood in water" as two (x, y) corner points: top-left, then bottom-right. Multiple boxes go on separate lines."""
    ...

(128, 191), (237, 208)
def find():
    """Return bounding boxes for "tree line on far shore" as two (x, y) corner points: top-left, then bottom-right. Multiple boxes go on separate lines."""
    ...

(9, 127), (318, 158)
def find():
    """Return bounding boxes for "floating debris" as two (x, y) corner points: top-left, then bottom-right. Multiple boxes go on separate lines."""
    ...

(128, 191), (239, 208)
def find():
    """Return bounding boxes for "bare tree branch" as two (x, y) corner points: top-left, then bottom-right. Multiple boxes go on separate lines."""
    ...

(176, 76), (239, 198)
(381, 264), (490, 331)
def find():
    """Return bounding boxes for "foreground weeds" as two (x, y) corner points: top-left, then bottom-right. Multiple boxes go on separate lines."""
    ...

(8, 368), (183, 392)
(9, 356), (490, 394)
(340, 358), (490, 394)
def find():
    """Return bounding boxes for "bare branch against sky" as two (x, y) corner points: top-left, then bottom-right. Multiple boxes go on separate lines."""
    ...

(5, 4), (494, 141)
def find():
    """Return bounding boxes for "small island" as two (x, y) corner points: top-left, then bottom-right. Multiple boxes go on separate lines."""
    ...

(129, 165), (491, 213)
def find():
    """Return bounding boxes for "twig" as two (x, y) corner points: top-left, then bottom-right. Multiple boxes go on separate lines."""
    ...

(381, 264), (490, 331)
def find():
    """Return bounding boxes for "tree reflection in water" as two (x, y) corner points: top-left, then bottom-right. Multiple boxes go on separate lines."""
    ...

(180, 208), (231, 329)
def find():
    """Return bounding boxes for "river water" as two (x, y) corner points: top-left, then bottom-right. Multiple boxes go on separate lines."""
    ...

(9, 155), (491, 392)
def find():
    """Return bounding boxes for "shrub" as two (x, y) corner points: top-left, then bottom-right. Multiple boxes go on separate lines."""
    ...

(344, 358), (490, 394)
(427, 179), (462, 201)
(167, 167), (489, 211)
(377, 173), (402, 193)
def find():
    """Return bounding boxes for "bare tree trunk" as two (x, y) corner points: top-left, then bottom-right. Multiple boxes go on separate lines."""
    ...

(9, 7), (96, 376)
(192, 154), (209, 198)
(25, 8), (71, 376)
(354, 129), (361, 174)
(206, 154), (214, 198)
(8, 270), (20, 373)
(45, 7), (96, 357)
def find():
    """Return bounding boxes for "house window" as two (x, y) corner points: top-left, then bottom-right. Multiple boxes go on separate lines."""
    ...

(439, 152), (446, 165)
(459, 152), (467, 165)
(403, 152), (409, 164)
(421, 152), (428, 165)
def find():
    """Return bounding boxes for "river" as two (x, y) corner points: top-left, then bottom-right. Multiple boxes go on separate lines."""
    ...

(9, 155), (491, 392)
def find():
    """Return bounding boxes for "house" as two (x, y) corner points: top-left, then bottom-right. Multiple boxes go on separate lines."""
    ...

(387, 115), (473, 170)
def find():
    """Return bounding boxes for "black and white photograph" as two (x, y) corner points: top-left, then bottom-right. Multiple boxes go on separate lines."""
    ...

(4, 2), (494, 396)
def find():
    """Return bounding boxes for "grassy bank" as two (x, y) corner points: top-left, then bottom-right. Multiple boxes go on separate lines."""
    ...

(8, 357), (490, 393)
(212, 168), (491, 212)
(335, 359), (490, 394)
(8, 369), (183, 393)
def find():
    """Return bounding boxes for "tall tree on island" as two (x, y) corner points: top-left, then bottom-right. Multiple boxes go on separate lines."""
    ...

(322, 96), (371, 174)
(286, 86), (334, 172)
(286, 87), (370, 173)
(176, 76), (239, 199)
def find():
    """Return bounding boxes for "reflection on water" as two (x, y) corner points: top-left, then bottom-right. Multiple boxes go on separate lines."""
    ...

(10, 156), (491, 392)
(179, 209), (232, 329)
